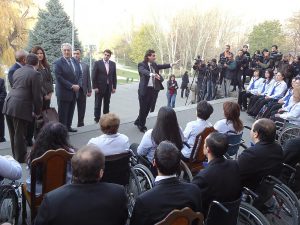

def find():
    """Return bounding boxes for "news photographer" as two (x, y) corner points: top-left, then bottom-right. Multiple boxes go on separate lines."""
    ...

(257, 50), (275, 77)
(223, 53), (237, 97)
(242, 45), (251, 89)
(234, 49), (247, 92)
(192, 56), (207, 101)
(219, 45), (232, 85)
(277, 54), (293, 87)
(270, 44), (283, 68)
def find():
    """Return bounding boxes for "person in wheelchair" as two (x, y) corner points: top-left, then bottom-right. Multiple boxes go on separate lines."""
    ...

(182, 100), (213, 159)
(0, 155), (22, 181)
(238, 119), (283, 206)
(35, 145), (128, 225)
(135, 106), (189, 168)
(192, 132), (241, 216)
(130, 141), (202, 225)
(87, 113), (130, 155)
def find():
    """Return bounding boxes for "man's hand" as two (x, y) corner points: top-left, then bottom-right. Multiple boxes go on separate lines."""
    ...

(87, 92), (92, 97)
(94, 88), (99, 93)
(44, 92), (52, 100)
(112, 89), (116, 94)
(275, 113), (280, 117)
(265, 96), (270, 99)
(278, 108), (285, 113)
(172, 59), (181, 66)
(278, 99), (284, 104)
(72, 85), (80, 92)
(154, 74), (161, 80)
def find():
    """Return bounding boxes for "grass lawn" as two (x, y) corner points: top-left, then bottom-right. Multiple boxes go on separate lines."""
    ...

(117, 68), (139, 80)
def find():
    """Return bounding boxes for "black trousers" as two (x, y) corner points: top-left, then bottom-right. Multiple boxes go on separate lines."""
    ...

(57, 97), (76, 129)
(150, 90), (159, 112)
(247, 95), (263, 113)
(94, 85), (111, 120)
(0, 102), (5, 139)
(6, 115), (28, 163)
(135, 87), (155, 127)
(238, 91), (253, 109)
(77, 88), (87, 127)
(249, 98), (275, 116)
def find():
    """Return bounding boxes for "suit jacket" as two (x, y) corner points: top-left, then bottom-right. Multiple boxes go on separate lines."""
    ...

(2, 65), (42, 122)
(80, 62), (92, 94)
(138, 61), (169, 96)
(283, 138), (300, 167)
(54, 57), (82, 101)
(92, 59), (117, 95)
(34, 182), (128, 225)
(8, 62), (22, 87)
(0, 78), (7, 103)
(130, 177), (202, 225)
(193, 158), (241, 215)
(238, 141), (283, 191)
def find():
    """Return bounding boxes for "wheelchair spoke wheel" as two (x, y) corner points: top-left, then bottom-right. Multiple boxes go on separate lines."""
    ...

(126, 168), (142, 217)
(279, 126), (300, 147)
(263, 188), (298, 225)
(0, 185), (19, 224)
(238, 202), (270, 225)
(132, 164), (154, 192)
(177, 160), (193, 183)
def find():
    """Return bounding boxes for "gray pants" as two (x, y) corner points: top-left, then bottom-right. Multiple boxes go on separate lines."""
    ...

(223, 78), (231, 97)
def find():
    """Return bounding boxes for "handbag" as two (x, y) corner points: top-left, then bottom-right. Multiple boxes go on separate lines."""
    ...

(35, 107), (59, 130)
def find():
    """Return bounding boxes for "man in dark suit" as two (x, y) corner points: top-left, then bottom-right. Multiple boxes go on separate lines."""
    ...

(130, 141), (202, 225)
(134, 49), (179, 132)
(73, 48), (92, 127)
(35, 145), (128, 225)
(193, 132), (241, 216)
(7, 50), (27, 88)
(0, 78), (7, 142)
(238, 118), (283, 192)
(54, 43), (82, 132)
(92, 49), (117, 123)
(3, 54), (42, 163)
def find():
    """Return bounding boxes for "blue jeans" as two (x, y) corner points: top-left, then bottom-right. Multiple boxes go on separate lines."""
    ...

(167, 93), (176, 108)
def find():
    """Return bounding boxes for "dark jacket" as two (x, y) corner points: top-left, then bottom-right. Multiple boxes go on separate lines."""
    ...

(225, 60), (237, 80)
(138, 61), (169, 96)
(0, 78), (7, 103)
(283, 138), (300, 167)
(80, 62), (92, 94)
(3, 65), (42, 122)
(130, 177), (202, 225)
(167, 80), (178, 95)
(38, 67), (53, 96)
(54, 57), (82, 101)
(92, 59), (117, 95)
(34, 182), (128, 225)
(277, 61), (293, 79)
(181, 73), (189, 88)
(238, 141), (283, 191)
(8, 62), (22, 87)
(193, 158), (241, 215)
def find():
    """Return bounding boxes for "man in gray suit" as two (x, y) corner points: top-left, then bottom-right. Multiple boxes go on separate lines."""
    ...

(73, 49), (92, 127)
(3, 54), (42, 163)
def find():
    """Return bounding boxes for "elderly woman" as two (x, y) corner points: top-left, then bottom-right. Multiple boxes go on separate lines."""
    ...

(87, 113), (130, 156)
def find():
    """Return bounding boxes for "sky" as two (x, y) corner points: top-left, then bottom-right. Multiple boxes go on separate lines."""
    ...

(34, 0), (300, 46)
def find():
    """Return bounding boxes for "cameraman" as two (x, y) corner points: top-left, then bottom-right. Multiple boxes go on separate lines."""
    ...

(242, 45), (251, 88)
(234, 50), (247, 92)
(223, 53), (237, 97)
(194, 59), (207, 102)
(277, 54), (293, 87)
(219, 45), (232, 85)
(257, 51), (274, 77)
(204, 59), (220, 101)
(270, 45), (283, 68)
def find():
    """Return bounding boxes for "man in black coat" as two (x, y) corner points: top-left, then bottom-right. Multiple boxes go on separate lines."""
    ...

(54, 43), (82, 132)
(92, 49), (117, 123)
(181, 71), (189, 98)
(130, 141), (202, 225)
(193, 132), (241, 216)
(0, 78), (7, 142)
(238, 118), (283, 192)
(134, 49), (179, 132)
(35, 145), (128, 225)
(7, 50), (27, 88)
(3, 54), (42, 163)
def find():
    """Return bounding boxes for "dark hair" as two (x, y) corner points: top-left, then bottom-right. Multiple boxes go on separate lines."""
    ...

(255, 50), (261, 54)
(252, 119), (276, 143)
(225, 45), (230, 48)
(243, 45), (248, 48)
(197, 101), (213, 120)
(26, 53), (39, 66)
(184, 71), (188, 75)
(31, 46), (50, 69)
(272, 45), (278, 50)
(276, 71), (285, 79)
(205, 132), (228, 158)
(223, 101), (243, 133)
(74, 48), (82, 52)
(72, 145), (105, 184)
(103, 49), (112, 55)
(265, 68), (274, 80)
(29, 122), (73, 182)
(100, 113), (120, 135)
(154, 141), (180, 175)
(152, 107), (183, 150)
(144, 49), (155, 62)
(169, 74), (175, 81)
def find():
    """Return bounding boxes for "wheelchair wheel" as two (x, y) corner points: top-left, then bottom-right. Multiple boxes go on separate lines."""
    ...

(238, 201), (270, 225)
(263, 187), (298, 225)
(177, 160), (193, 183)
(278, 126), (300, 147)
(237, 202), (270, 225)
(132, 164), (154, 192)
(126, 168), (142, 217)
(0, 185), (20, 224)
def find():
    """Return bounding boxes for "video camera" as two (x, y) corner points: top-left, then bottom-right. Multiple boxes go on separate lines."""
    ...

(193, 55), (204, 70)
(253, 54), (263, 63)
(270, 52), (283, 62)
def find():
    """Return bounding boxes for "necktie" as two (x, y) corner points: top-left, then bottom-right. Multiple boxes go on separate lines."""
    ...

(67, 58), (75, 74)
(270, 82), (279, 96)
(261, 82), (267, 94)
(284, 91), (292, 107)
(249, 78), (257, 90)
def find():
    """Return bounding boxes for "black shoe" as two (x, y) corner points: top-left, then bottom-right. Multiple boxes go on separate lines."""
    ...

(77, 123), (84, 127)
(134, 120), (139, 126)
(230, 89), (236, 92)
(68, 127), (78, 132)
(94, 118), (99, 123)
(137, 125), (147, 133)
(26, 139), (33, 147)
(0, 137), (6, 142)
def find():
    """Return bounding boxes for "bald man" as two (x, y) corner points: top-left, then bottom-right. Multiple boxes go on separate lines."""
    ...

(8, 50), (28, 88)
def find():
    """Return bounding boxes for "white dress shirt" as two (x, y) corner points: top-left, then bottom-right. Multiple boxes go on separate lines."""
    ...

(266, 80), (287, 99)
(155, 174), (177, 183)
(147, 62), (155, 87)
(87, 133), (130, 156)
(279, 101), (300, 126)
(247, 77), (265, 95)
(214, 119), (243, 134)
(182, 118), (212, 158)
(0, 155), (22, 180)
(258, 79), (276, 95)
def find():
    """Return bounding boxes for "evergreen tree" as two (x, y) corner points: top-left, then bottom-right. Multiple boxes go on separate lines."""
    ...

(27, 0), (81, 66)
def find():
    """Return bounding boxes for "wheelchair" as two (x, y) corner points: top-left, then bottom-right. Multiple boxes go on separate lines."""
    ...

(0, 179), (21, 224)
(101, 151), (154, 216)
(274, 120), (300, 147)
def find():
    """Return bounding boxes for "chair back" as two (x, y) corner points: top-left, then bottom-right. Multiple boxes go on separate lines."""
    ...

(155, 207), (204, 225)
(226, 132), (243, 157)
(187, 127), (215, 174)
(101, 151), (131, 186)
